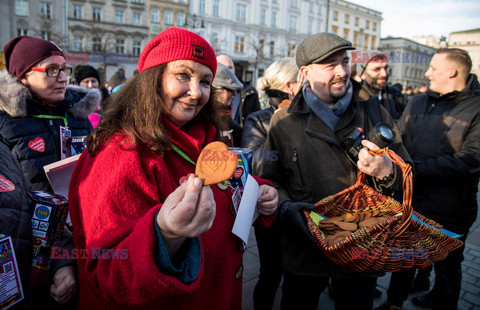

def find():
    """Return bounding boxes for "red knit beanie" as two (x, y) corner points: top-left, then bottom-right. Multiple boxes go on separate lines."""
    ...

(3, 36), (64, 78)
(138, 28), (217, 76)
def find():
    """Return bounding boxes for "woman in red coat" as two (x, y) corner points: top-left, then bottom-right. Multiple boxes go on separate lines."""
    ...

(68, 28), (278, 309)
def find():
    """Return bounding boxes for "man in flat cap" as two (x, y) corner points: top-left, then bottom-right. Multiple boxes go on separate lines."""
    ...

(258, 33), (410, 309)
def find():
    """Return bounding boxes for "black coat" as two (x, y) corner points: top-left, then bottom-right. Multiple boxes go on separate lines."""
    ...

(0, 71), (100, 191)
(397, 74), (480, 233)
(0, 141), (34, 310)
(234, 83), (261, 127)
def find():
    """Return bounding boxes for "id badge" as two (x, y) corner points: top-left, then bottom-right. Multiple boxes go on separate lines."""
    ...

(59, 126), (72, 160)
(0, 236), (24, 309)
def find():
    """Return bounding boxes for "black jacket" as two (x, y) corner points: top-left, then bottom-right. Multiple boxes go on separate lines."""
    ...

(234, 83), (261, 127)
(0, 70), (100, 191)
(241, 91), (287, 173)
(0, 141), (34, 310)
(397, 74), (480, 232)
(360, 83), (407, 121)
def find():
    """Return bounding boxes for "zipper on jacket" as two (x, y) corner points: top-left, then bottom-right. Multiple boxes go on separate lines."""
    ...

(427, 103), (436, 114)
(292, 148), (305, 186)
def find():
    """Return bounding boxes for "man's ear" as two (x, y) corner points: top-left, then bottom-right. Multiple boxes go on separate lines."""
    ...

(300, 66), (309, 79)
(449, 67), (458, 79)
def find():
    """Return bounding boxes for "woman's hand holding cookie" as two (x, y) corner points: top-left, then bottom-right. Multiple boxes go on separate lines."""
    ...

(256, 184), (279, 216)
(156, 174), (216, 257)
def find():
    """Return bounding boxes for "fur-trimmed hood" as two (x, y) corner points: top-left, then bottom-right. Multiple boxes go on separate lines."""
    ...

(0, 70), (101, 119)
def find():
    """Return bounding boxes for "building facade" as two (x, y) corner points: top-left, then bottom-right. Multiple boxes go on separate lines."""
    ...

(328, 0), (382, 51)
(379, 37), (436, 90)
(68, 0), (150, 81)
(188, 0), (327, 83)
(448, 28), (480, 77)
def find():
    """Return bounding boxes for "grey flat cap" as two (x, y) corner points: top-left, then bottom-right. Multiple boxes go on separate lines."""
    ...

(296, 32), (355, 68)
(213, 63), (243, 90)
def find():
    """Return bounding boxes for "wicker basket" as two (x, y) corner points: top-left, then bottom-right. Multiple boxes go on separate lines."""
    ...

(304, 148), (464, 272)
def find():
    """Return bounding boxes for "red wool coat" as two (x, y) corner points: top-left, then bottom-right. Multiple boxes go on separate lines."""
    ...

(68, 118), (273, 309)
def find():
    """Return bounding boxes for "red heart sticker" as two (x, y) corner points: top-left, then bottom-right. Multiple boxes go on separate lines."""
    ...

(233, 167), (243, 179)
(179, 175), (188, 185)
(0, 175), (15, 192)
(29, 137), (45, 152)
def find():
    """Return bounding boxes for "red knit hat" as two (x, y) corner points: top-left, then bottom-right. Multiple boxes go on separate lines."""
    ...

(3, 36), (64, 78)
(138, 28), (217, 76)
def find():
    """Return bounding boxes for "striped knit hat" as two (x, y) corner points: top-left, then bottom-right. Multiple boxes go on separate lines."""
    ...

(138, 27), (217, 77)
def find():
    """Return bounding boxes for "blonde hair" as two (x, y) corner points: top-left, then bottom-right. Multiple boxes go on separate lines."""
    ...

(258, 58), (299, 92)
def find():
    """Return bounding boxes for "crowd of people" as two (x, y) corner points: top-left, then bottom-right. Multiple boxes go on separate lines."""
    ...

(1, 27), (479, 310)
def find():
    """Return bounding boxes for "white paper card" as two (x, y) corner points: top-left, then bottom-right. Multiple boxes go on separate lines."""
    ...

(232, 175), (259, 248)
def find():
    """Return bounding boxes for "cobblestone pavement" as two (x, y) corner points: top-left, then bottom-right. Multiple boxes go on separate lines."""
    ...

(242, 210), (480, 309)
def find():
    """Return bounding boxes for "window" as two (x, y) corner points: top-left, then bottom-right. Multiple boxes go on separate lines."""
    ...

(364, 34), (369, 49)
(211, 32), (219, 49)
(272, 0), (277, 3)
(345, 14), (349, 24)
(177, 13), (185, 26)
(133, 13), (141, 26)
(270, 40), (275, 57)
(15, 0), (29, 16)
(17, 28), (28, 36)
(355, 17), (359, 26)
(115, 11), (123, 24)
(353, 31), (358, 46)
(198, 0), (205, 14)
(308, 19), (313, 34)
(93, 8), (101, 21)
(317, 4), (322, 15)
(373, 22), (377, 31)
(343, 29), (349, 40)
(133, 41), (141, 56)
(371, 36), (376, 49)
(41, 31), (50, 40)
(260, 8), (266, 25)
(132, 0), (142, 2)
(366, 20), (370, 29)
(236, 4), (246, 22)
(234, 35), (245, 53)
(289, 15), (297, 31)
(93, 38), (101, 52)
(333, 11), (338, 21)
(331, 26), (338, 35)
(309, 2), (313, 13)
(40, 2), (52, 20)
(165, 11), (172, 25)
(73, 36), (83, 51)
(271, 11), (277, 27)
(116, 39), (125, 54)
(290, 0), (297, 8)
(259, 39), (264, 57)
(212, 0), (219, 17)
(151, 9), (159, 23)
(287, 43), (295, 57)
(73, 5), (82, 19)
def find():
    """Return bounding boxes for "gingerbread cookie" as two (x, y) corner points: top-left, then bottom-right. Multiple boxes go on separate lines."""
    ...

(196, 141), (238, 186)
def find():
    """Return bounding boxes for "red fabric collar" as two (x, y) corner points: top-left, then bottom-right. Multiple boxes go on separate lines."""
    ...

(163, 116), (217, 163)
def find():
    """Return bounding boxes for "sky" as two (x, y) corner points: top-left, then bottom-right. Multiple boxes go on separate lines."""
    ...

(349, 0), (480, 39)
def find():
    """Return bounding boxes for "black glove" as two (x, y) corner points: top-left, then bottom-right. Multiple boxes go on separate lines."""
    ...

(276, 201), (316, 240)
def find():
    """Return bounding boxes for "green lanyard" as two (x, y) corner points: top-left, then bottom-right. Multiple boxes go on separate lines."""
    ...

(32, 114), (68, 127)
(170, 143), (196, 166)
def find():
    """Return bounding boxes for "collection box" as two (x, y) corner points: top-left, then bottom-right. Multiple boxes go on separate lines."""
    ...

(228, 147), (253, 196)
(29, 191), (68, 286)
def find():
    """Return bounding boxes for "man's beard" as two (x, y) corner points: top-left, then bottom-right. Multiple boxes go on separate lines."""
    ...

(364, 74), (388, 91)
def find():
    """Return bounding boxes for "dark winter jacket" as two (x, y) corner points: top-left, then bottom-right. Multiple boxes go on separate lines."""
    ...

(258, 79), (411, 276)
(359, 83), (407, 121)
(235, 83), (261, 127)
(0, 140), (34, 310)
(0, 70), (100, 191)
(241, 90), (288, 173)
(397, 74), (480, 233)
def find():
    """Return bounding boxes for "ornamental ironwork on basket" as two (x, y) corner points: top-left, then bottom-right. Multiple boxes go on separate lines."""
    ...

(303, 148), (463, 272)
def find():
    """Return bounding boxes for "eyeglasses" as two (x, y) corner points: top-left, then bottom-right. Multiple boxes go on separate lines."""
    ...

(31, 66), (73, 77)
